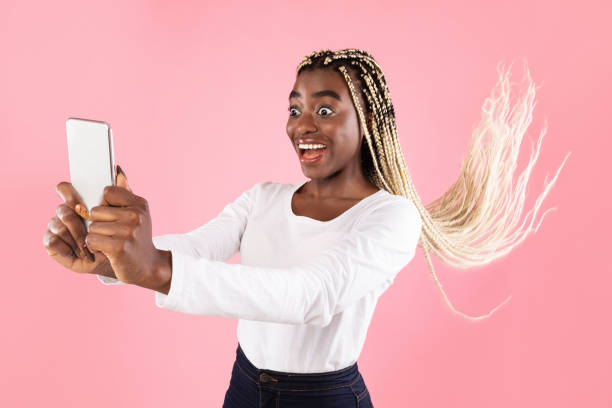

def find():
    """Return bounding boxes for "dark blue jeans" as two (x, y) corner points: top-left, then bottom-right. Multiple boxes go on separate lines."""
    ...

(222, 343), (374, 407)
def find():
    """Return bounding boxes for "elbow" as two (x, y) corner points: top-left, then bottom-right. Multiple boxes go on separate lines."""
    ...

(295, 269), (336, 327)
(300, 288), (335, 327)
(302, 313), (334, 328)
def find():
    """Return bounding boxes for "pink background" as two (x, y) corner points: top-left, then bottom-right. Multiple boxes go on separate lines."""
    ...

(1, 0), (610, 406)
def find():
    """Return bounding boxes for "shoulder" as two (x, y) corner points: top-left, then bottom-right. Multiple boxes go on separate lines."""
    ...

(244, 180), (291, 197)
(238, 180), (292, 207)
(357, 191), (423, 237)
(367, 190), (420, 218)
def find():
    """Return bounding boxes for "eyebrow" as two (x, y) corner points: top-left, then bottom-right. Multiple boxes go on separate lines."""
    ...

(289, 90), (342, 101)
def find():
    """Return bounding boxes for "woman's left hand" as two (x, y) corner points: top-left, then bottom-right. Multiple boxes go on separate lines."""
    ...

(85, 165), (164, 288)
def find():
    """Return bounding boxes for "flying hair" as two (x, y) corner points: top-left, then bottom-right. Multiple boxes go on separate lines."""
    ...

(296, 48), (571, 321)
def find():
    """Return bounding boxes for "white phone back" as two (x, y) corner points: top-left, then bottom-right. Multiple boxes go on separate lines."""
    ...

(66, 118), (116, 230)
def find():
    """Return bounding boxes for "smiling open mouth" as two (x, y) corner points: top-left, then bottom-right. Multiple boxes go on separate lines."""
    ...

(299, 146), (327, 162)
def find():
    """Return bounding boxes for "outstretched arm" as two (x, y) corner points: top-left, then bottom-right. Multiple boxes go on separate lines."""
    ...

(152, 198), (422, 327)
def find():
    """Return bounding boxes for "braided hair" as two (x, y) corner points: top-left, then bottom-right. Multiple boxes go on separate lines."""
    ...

(297, 48), (571, 320)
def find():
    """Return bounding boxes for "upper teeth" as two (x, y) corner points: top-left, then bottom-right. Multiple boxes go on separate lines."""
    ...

(298, 143), (326, 149)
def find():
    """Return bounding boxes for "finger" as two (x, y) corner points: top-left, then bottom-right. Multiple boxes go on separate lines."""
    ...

(43, 229), (89, 270)
(74, 203), (90, 220)
(90, 205), (141, 223)
(43, 228), (77, 260)
(89, 220), (133, 238)
(48, 215), (81, 257)
(116, 165), (132, 192)
(57, 181), (90, 220)
(99, 185), (140, 208)
(56, 181), (86, 211)
(56, 204), (88, 256)
(85, 233), (122, 256)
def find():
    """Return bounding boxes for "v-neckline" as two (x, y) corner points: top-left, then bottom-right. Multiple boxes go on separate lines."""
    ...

(286, 180), (385, 224)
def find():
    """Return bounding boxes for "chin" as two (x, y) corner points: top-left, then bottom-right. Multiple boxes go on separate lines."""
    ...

(301, 166), (338, 181)
(300, 169), (321, 180)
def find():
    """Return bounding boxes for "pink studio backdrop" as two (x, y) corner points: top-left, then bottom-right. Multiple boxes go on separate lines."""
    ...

(1, 1), (609, 407)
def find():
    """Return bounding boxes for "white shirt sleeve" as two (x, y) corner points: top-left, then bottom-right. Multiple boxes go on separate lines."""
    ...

(96, 183), (256, 286)
(155, 198), (423, 327)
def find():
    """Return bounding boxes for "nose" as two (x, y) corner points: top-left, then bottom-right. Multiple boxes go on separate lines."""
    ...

(295, 111), (318, 136)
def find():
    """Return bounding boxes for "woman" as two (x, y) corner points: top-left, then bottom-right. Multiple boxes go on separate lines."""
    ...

(44, 49), (569, 407)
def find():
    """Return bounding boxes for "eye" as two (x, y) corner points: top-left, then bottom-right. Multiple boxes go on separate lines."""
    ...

(288, 105), (333, 117)
(318, 106), (333, 116)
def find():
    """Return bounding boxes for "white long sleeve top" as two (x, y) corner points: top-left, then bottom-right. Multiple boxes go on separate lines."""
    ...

(98, 180), (423, 373)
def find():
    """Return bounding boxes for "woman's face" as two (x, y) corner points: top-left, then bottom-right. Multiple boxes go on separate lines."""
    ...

(286, 68), (367, 180)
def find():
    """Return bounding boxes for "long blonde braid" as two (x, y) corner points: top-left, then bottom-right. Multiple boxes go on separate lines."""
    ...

(297, 49), (571, 321)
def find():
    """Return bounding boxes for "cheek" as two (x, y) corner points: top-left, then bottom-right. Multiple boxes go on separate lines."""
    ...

(325, 116), (361, 151)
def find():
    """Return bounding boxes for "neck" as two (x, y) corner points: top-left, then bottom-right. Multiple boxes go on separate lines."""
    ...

(302, 165), (377, 199)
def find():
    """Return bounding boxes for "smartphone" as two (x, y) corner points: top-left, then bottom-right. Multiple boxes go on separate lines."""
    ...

(66, 117), (116, 231)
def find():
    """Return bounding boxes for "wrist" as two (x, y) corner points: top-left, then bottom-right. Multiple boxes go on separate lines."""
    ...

(91, 257), (115, 278)
(151, 249), (172, 295)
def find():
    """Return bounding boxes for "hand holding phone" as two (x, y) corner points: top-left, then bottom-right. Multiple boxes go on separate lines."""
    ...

(45, 117), (169, 288)
(43, 118), (120, 277)
(43, 164), (133, 279)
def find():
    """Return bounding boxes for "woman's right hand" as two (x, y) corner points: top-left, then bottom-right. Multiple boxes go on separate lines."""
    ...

(43, 181), (114, 277)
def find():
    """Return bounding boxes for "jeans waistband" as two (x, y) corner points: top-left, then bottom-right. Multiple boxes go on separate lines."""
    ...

(234, 343), (361, 391)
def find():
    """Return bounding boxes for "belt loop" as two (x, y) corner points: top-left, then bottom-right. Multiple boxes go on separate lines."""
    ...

(259, 372), (278, 383)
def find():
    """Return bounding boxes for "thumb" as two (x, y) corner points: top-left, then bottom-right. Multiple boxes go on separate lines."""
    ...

(115, 165), (132, 192)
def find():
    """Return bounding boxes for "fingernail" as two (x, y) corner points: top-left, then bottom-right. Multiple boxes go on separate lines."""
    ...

(75, 204), (90, 220)
(83, 243), (95, 262)
(117, 165), (126, 178)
